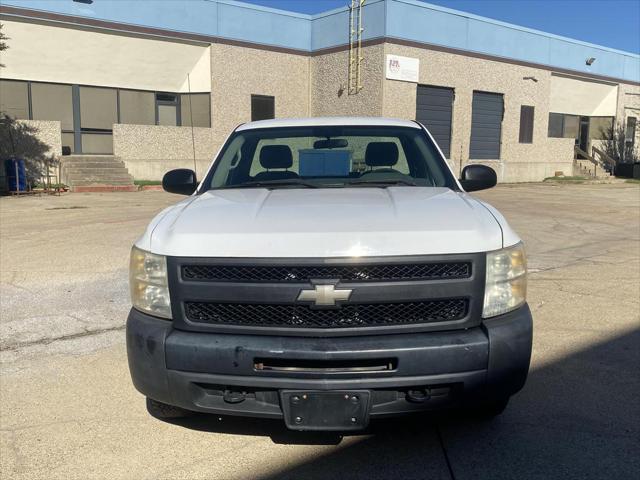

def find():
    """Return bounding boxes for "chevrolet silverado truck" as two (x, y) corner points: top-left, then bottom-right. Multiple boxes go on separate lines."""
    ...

(127, 117), (532, 431)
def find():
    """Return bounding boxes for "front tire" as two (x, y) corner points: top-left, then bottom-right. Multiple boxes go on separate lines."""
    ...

(146, 397), (193, 419)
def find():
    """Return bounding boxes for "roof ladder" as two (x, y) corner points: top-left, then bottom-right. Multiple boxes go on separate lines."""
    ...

(348, 0), (365, 95)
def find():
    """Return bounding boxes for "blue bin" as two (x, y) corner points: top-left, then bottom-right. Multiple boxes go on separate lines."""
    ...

(5, 158), (27, 192)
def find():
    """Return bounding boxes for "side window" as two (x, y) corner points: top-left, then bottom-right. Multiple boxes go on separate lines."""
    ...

(210, 136), (246, 187)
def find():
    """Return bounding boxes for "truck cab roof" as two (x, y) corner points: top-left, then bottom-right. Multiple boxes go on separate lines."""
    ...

(236, 117), (422, 131)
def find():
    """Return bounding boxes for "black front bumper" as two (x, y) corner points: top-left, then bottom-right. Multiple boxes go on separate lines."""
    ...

(126, 305), (532, 421)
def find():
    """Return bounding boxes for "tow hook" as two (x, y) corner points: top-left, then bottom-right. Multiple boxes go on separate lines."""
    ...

(223, 390), (247, 404)
(406, 389), (429, 403)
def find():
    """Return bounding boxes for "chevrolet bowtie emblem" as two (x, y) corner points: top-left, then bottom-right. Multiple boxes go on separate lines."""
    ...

(297, 284), (353, 307)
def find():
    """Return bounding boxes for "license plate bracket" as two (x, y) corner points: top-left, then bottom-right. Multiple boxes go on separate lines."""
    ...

(281, 390), (371, 431)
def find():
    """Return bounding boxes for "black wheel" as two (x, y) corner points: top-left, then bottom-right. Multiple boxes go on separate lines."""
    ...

(470, 396), (510, 419)
(146, 397), (193, 419)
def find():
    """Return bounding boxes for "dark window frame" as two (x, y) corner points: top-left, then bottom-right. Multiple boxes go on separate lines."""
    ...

(519, 105), (534, 143)
(1, 78), (212, 154)
(251, 94), (275, 121)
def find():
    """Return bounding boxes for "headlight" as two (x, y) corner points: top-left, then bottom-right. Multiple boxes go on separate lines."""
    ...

(129, 246), (172, 319)
(483, 242), (527, 318)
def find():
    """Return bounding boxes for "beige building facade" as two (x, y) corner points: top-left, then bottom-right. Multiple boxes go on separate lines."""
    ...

(1, 0), (638, 184)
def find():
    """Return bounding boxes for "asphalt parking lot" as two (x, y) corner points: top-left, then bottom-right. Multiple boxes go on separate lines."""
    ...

(1, 183), (639, 480)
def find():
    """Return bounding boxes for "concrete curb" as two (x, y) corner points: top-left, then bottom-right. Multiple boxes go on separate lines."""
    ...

(72, 185), (138, 193)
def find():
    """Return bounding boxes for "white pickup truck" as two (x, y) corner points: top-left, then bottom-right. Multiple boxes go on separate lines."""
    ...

(127, 117), (532, 431)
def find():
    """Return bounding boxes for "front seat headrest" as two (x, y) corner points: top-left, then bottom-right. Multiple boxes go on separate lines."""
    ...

(260, 145), (293, 169)
(365, 142), (399, 167)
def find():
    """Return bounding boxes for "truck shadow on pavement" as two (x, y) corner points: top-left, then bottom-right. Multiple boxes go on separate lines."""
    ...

(160, 328), (640, 479)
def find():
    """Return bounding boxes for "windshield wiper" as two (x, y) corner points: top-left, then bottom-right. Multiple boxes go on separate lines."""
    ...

(217, 179), (319, 189)
(346, 179), (419, 187)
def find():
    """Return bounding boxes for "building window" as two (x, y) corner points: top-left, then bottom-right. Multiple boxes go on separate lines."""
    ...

(251, 95), (275, 121)
(563, 115), (580, 139)
(80, 86), (117, 130)
(589, 117), (614, 140)
(30, 82), (75, 153)
(548, 113), (563, 137)
(0, 80), (29, 119)
(119, 90), (155, 125)
(626, 117), (637, 146)
(2, 79), (211, 156)
(156, 93), (179, 126)
(31, 83), (74, 131)
(548, 113), (579, 139)
(79, 86), (117, 154)
(519, 106), (534, 143)
(181, 93), (211, 128)
(61, 133), (75, 154)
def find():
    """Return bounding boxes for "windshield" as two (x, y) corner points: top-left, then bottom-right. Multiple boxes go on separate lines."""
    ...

(204, 125), (457, 190)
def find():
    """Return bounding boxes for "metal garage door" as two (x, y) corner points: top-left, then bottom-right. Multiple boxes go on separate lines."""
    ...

(469, 91), (503, 159)
(416, 85), (454, 158)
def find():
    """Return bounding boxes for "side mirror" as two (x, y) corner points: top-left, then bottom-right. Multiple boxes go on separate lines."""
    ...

(459, 164), (497, 192)
(162, 169), (197, 195)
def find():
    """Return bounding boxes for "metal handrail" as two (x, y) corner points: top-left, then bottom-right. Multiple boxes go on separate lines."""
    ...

(573, 145), (599, 177)
(574, 145), (596, 163)
(591, 146), (616, 172)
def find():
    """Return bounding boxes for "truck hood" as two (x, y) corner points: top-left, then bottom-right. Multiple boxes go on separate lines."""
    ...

(141, 187), (508, 257)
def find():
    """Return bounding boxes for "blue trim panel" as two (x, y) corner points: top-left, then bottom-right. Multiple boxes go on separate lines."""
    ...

(385, 0), (639, 82)
(2, 0), (638, 82)
(311, 0), (386, 51)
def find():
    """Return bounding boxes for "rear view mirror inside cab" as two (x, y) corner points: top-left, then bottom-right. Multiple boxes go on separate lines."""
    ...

(313, 138), (349, 149)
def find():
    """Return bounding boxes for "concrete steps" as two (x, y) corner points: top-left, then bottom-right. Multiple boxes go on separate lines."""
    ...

(61, 155), (135, 192)
(573, 158), (613, 178)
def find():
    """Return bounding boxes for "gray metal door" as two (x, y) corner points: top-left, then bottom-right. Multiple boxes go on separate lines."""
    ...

(469, 91), (503, 159)
(416, 85), (454, 158)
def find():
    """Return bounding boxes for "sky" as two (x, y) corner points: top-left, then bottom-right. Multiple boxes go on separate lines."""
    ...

(241, 0), (640, 53)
